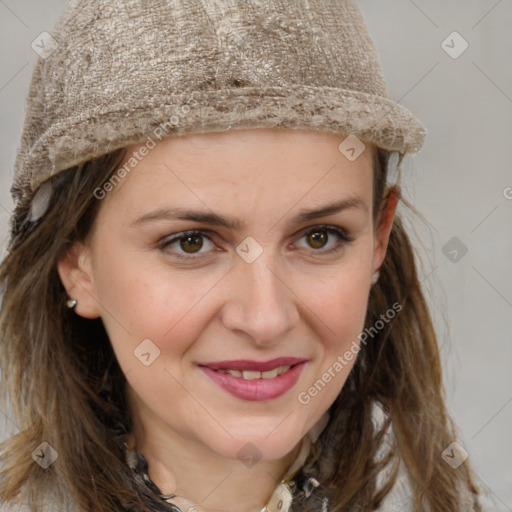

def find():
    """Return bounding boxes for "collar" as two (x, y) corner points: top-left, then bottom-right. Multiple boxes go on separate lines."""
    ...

(262, 411), (329, 512)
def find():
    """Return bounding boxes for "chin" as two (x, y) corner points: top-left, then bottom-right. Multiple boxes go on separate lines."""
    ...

(205, 423), (304, 463)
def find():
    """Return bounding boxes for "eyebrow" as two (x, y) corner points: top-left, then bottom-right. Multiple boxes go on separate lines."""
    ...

(131, 197), (367, 230)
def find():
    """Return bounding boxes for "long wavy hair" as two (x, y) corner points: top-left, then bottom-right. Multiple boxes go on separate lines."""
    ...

(0, 144), (483, 511)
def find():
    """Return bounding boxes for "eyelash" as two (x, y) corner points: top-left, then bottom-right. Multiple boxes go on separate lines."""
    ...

(158, 225), (355, 261)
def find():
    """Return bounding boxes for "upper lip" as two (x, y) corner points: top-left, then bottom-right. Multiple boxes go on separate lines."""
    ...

(198, 357), (306, 372)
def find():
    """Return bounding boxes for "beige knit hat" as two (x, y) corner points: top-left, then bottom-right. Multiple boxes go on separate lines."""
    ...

(10, 0), (426, 242)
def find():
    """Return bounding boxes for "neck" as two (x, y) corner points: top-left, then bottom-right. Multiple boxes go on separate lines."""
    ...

(126, 395), (303, 512)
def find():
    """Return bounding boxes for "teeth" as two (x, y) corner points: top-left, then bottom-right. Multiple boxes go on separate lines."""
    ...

(218, 365), (292, 380)
(242, 370), (261, 380)
(277, 365), (291, 376)
(225, 369), (243, 377)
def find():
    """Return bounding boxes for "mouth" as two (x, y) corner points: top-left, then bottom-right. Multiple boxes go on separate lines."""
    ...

(197, 357), (307, 401)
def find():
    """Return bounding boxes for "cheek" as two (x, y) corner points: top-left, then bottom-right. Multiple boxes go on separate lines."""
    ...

(90, 246), (222, 368)
(322, 276), (369, 349)
(312, 278), (369, 381)
(94, 265), (213, 429)
(292, 252), (371, 407)
(300, 255), (371, 350)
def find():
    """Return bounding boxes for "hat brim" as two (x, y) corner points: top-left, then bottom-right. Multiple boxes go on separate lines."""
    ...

(15, 84), (426, 201)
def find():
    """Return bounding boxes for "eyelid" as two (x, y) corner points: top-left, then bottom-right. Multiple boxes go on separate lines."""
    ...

(158, 224), (354, 260)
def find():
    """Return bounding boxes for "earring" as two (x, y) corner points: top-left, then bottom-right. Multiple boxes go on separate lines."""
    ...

(371, 270), (380, 286)
(66, 297), (77, 308)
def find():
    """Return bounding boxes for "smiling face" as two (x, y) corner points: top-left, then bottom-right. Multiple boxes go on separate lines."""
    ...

(58, 128), (395, 463)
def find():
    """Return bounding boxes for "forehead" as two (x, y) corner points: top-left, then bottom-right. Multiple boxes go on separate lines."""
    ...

(104, 128), (376, 220)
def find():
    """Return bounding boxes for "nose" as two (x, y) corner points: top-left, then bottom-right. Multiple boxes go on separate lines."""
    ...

(220, 252), (300, 347)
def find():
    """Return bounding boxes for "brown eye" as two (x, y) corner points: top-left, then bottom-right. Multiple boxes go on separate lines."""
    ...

(296, 225), (354, 255)
(180, 234), (204, 253)
(306, 230), (328, 249)
(160, 230), (215, 260)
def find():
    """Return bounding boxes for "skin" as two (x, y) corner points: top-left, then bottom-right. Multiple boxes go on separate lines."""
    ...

(58, 128), (397, 512)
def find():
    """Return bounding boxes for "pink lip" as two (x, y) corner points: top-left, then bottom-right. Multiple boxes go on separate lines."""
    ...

(198, 357), (306, 372)
(198, 360), (307, 401)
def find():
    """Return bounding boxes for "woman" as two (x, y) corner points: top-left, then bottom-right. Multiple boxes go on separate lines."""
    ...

(0, 1), (490, 511)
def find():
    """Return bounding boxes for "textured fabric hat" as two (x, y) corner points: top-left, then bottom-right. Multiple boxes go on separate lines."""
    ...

(10, 0), (426, 242)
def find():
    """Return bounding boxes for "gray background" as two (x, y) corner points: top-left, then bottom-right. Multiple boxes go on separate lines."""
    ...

(1, 1), (511, 509)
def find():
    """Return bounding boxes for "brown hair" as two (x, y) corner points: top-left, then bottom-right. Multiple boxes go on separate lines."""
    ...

(0, 145), (483, 511)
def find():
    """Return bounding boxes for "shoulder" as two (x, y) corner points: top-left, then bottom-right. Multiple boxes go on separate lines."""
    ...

(0, 494), (70, 512)
(370, 406), (495, 511)
(0, 482), (76, 512)
(0, 499), (28, 512)
(373, 458), (498, 512)
(0, 452), (77, 512)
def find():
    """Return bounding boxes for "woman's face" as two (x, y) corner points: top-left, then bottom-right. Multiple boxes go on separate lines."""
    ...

(58, 128), (395, 462)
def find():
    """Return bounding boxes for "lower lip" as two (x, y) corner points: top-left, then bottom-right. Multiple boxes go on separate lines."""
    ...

(199, 362), (306, 401)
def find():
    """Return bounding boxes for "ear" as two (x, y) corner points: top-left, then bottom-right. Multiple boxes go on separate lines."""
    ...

(372, 186), (399, 273)
(57, 241), (101, 319)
